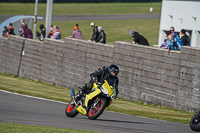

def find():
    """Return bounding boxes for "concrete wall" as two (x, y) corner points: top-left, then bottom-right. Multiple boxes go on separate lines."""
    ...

(0, 35), (200, 112)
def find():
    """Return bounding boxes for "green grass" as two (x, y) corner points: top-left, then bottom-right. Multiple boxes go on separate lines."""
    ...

(0, 3), (161, 45)
(0, 122), (99, 133)
(0, 73), (194, 124)
(35, 19), (160, 45)
(0, 3), (161, 15)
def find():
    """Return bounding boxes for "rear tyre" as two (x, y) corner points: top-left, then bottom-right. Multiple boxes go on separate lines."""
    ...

(65, 101), (79, 117)
(88, 97), (107, 120)
(190, 111), (200, 131)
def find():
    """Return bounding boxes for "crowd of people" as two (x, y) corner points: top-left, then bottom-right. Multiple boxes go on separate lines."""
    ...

(36, 21), (106, 44)
(2, 23), (15, 37)
(2, 20), (107, 44)
(2, 19), (34, 39)
(159, 26), (190, 52)
(2, 20), (190, 51)
(128, 26), (190, 52)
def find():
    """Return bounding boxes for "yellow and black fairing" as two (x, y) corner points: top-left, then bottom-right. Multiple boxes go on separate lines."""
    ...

(76, 78), (117, 115)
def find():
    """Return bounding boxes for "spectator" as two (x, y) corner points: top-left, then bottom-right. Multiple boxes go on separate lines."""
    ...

(20, 19), (25, 25)
(88, 22), (98, 42)
(95, 26), (106, 44)
(2, 26), (9, 37)
(51, 29), (61, 40)
(69, 24), (84, 40)
(166, 31), (183, 52)
(19, 19), (25, 36)
(47, 25), (54, 38)
(53, 25), (61, 38)
(36, 31), (41, 41)
(170, 26), (177, 38)
(8, 23), (15, 35)
(21, 24), (33, 39)
(129, 29), (149, 46)
(159, 38), (171, 49)
(39, 24), (46, 41)
(180, 29), (190, 46)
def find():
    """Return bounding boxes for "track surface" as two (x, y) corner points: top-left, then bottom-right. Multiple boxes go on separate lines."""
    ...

(0, 90), (193, 133)
(0, 14), (160, 22)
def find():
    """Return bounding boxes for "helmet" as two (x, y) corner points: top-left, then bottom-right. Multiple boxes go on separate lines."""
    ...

(98, 26), (102, 30)
(90, 22), (95, 27)
(108, 64), (119, 78)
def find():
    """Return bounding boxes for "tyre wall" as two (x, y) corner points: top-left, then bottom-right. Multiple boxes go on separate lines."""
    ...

(0, 35), (199, 112)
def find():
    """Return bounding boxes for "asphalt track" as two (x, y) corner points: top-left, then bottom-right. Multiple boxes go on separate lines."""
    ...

(0, 14), (160, 22)
(0, 90), (193, 133)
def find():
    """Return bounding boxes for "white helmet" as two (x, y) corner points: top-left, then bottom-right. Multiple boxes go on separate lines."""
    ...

(98, 26), (102, 30)
(90, 22), (95, 26)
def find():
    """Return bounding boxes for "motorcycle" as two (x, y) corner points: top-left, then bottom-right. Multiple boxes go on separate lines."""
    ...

(190, 111), (200, 131)
(65, 78), (117, 120)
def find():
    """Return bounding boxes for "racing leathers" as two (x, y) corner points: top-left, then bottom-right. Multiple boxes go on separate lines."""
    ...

(79, 66), (119, 98)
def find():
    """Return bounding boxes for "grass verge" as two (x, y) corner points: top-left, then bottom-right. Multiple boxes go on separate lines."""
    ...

(0, 3), (161, 15)
(0, 122), (99, 133)
(0, 73), (193, 124)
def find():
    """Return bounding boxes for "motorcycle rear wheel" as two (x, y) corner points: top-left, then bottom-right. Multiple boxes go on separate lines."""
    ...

(65, 100), (79, 117)
(190, 111), (200, 131)
(88, 97), (107, 120)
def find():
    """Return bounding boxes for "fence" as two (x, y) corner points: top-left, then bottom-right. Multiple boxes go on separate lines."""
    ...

(0, 35), (200, 112)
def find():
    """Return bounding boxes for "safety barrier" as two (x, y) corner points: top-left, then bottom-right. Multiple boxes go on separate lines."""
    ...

(0, 35), (200, 112)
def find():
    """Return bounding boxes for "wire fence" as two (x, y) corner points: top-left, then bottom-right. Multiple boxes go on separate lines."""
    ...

(0, 0), (162, 3)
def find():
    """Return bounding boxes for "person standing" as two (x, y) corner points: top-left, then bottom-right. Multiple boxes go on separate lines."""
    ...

(129, 29), (149, 46)
(180, 29), (190, 46)
(53, 25), (61, 38)
(19, 19), (25, 37)
(47, 25), (54, 38)
(69, 24), (84, 40)
(88, 22), (98, 42)
(21, 24), (33, 39)
(170, 26), (177, 37)
(166, 31), (183, 52)
(51, 29), (61, 40)
(39, 24), (46, 41)
(2, 26), (9, 37)
(8, 23), (15, 35)
(95, 26), (106, 44)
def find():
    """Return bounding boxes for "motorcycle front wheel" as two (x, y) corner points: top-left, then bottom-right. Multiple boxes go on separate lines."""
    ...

(65, 100), (79, 117)
(190, 111), (200, 131)
(88, 97), (107, 120)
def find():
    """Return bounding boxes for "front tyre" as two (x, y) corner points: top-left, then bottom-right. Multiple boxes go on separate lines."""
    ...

(65, 101), (79, 117)
(190, 111), (200, 131)
(88, 97), (107, 120)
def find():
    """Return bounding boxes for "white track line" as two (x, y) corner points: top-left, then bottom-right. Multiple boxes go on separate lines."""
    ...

(0, 89), (68, 105)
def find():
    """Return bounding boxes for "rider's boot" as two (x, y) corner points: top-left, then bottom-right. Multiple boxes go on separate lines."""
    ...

(74, 85), (87, 102)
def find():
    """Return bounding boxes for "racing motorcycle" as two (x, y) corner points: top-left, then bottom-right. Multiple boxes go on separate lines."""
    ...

(190, 110), (200, 131)
(65, 78), (117, 120)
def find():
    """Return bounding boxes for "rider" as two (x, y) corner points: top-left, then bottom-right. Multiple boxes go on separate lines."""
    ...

(75, 64), (119, 101)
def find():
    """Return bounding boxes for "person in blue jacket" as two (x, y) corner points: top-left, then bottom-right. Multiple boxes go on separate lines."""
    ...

(166, 31), (183, 52)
